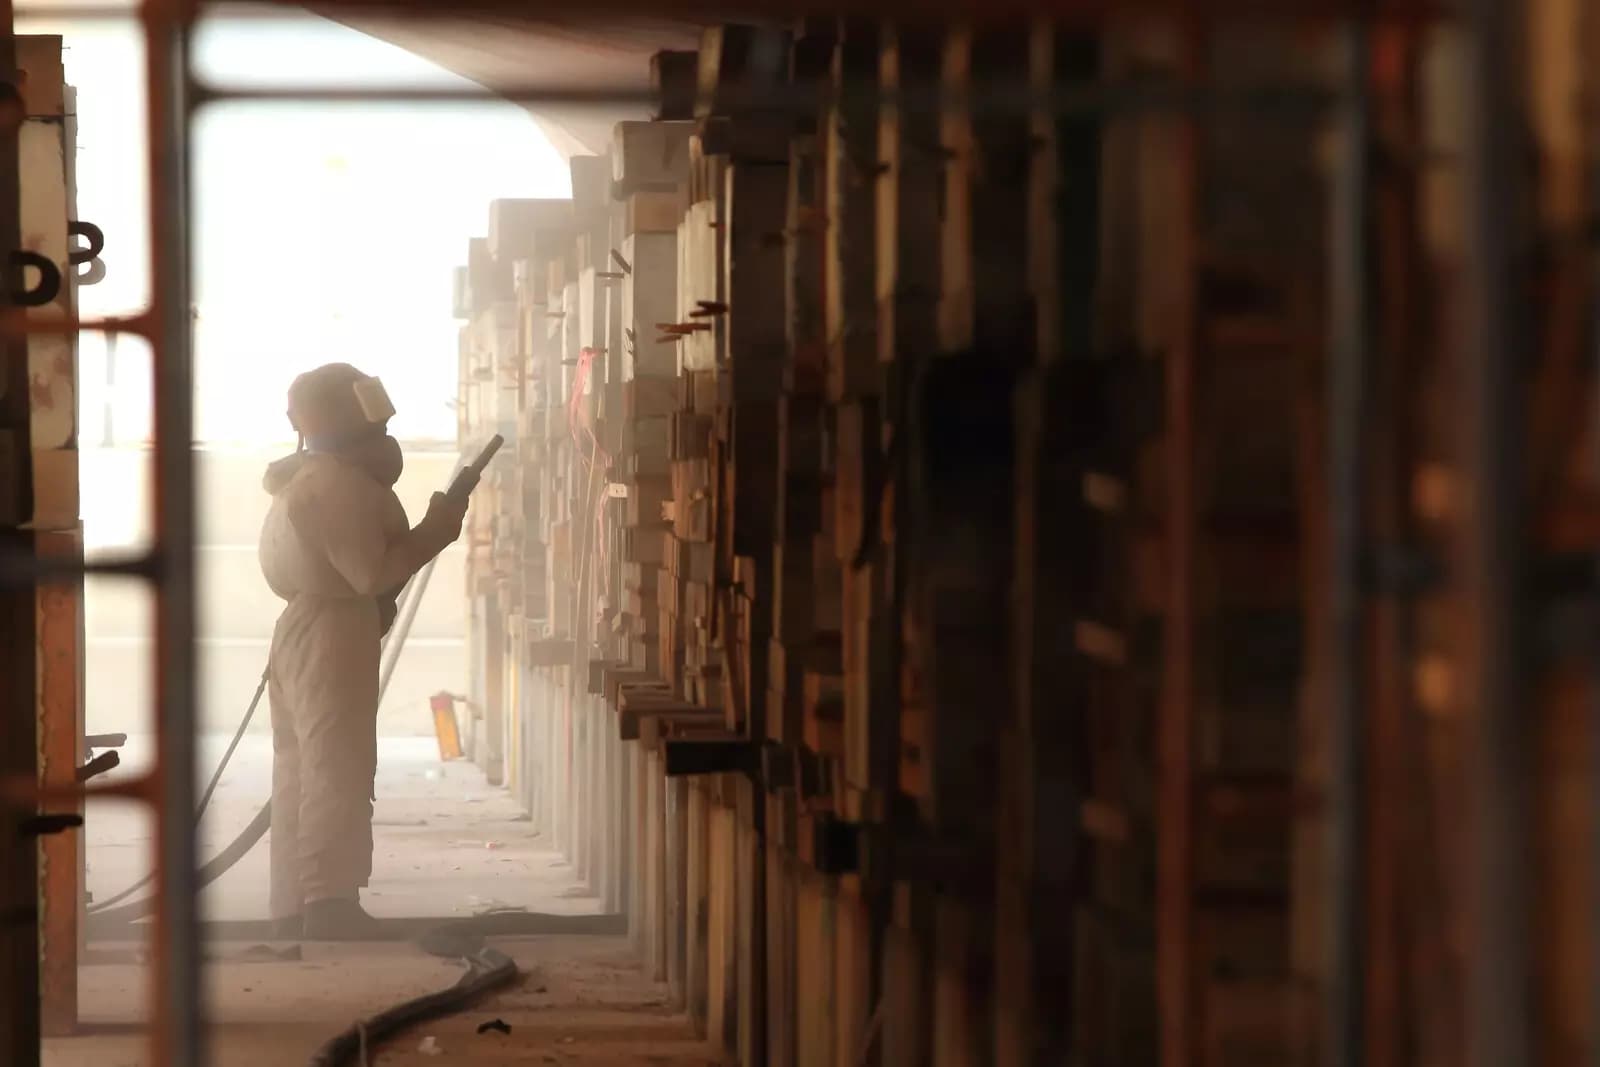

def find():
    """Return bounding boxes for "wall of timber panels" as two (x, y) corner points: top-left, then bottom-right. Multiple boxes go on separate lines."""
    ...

(453, 13), (1598, 1067)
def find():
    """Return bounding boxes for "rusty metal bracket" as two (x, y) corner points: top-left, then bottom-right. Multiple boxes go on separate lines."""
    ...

(805, 813), (860, 875)
(663, 737), (760, 777)
(75, 751), (120, 783)
(760, 742), (796, 790)
(0, 549), (158, 587)
(18, 814), (83, 838)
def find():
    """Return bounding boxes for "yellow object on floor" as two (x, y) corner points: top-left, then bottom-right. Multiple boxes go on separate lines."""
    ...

(430, 692), (464, 762)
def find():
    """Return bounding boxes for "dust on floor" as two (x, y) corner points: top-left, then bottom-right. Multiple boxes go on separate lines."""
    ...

(45, 934), (721, 1065)
(54, 737), (720, 1065)
(87, 737), (596, 921)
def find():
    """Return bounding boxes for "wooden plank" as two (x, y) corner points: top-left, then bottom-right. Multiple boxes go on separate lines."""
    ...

(652, 49), (699, 120)
(668, 776), (691, 1009)
(590, 694), (608, 900)
(613, 120), (694, 195)
(937, 28), (1034, 358)
(832, 875), (873, 1067)
(823, 22), (882, 401)
(725, 162), (792, 404)
(612, 722), (632, 916)
(876, 24), (944, 365)
(737, 813), (768, 1067)
(708, 802), (740, 1053)
(622, 231), (681, 380)
(688, 779), (712, 1033)
(932, 895), (988, 1067)
(572, 689), (591, 883)
(647, 747), (669, 981)
(36, 526), (80, 1038)
(630, 741), (650, 954)
(795, 868), (838, 1067)
(882, 881), (934, 1067)
(1157, 29), (1202, 1067)
(786, 134), (827, 393)
(765, 828), (798, 1067)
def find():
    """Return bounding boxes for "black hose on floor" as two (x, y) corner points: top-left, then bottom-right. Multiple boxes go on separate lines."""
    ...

(305, 947), (518, 1067)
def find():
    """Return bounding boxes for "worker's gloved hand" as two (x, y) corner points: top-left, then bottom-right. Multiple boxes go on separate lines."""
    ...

(418, 491), (469, 550)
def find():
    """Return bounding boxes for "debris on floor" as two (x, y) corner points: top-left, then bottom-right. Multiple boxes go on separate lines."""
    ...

(475, 1018), (512, 1036)
(222, 944), (302, 963)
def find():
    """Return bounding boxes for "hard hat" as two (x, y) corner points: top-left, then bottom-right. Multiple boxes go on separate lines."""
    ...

(286, 362), (396, 449)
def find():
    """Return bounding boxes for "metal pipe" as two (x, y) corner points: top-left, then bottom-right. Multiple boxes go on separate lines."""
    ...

(1326, 23), (1372, 1067)
(1457, 2), (1534, 1066)
(142, 0), (202, 1063)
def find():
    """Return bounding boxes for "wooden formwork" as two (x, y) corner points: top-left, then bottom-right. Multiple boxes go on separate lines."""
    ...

(452, 9), (1599, 1067)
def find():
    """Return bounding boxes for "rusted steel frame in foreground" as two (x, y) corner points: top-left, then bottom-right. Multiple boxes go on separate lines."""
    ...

(279, 0), (1450, 24)
(14, 0), (1455, 20)
(140, 0), (202, 1063)
(0, 2), (41, 1062)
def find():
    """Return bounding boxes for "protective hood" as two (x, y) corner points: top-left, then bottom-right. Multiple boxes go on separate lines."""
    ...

(286, 364), (396, 449)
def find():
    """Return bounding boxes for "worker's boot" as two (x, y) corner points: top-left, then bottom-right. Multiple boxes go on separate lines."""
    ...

(271, 914), (303, 940)
(303, 897), (387, 941)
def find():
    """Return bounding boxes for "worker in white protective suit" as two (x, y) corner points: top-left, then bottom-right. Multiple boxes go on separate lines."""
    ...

(259, 363), (467, 939)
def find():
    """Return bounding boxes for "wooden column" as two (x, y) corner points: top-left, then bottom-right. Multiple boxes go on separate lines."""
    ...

(36, 529), (80, 1039)
(19, 37), (77, 1040)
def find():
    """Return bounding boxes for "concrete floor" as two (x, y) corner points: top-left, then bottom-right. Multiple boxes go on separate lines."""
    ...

(87, 736), (598, 921)
(46, 737), (719, 1066)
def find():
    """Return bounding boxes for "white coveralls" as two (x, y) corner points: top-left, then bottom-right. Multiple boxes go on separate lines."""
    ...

(259, 452), (412, 920)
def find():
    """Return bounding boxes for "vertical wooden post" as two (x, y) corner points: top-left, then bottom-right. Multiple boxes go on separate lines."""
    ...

(668, 775), (689, 1008)
(37, 530), (81, 1038)
(16, 35), (79, 1039)
(994, 26), (1100, 1067)
(1157, 24), (1200, 1067)
(688, 779), (711, 1034)
(876, 25), (942, 1066)
(1456, 4), (1534, 1067)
